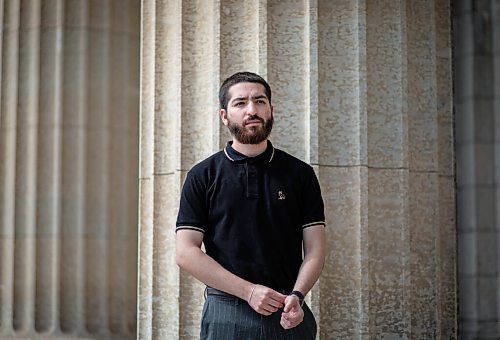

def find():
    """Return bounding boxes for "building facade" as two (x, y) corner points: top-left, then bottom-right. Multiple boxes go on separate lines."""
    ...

(0, 0), (468, 339)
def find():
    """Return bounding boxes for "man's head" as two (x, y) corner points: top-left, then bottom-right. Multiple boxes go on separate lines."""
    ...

(219, 72), (272, 111)
(219, 72), (274, 145)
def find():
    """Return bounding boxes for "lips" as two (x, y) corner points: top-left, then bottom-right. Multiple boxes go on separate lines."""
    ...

(244, 117), (264, 126)
(245, 121), (262, 126)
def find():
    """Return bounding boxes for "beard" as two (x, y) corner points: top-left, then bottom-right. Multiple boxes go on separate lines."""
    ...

(227, 114), (273, 145)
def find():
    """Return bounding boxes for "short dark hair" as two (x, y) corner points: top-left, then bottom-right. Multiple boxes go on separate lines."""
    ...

(219, 71), (272, 110)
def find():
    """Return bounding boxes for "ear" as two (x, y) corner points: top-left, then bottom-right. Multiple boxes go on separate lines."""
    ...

(220, 109), (229, 126)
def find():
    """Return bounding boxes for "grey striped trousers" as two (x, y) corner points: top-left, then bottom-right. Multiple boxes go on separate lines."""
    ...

(200, 294), (317, 340)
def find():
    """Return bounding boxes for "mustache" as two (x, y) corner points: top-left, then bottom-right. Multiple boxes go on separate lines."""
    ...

(243, 115), (265, 125)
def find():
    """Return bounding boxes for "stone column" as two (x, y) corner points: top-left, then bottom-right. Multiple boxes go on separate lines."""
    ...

(138, 0), (456, 339)
(1, 0), (20, 334)
(138, 1), (220, 338)
(455, 0), (500, 338)
(0, 1), (140, 338)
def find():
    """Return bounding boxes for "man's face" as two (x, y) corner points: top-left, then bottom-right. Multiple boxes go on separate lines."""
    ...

(220, 82), (274, 144)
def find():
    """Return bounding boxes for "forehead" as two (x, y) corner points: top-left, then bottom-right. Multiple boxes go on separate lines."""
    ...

(228, 82), (268, 100)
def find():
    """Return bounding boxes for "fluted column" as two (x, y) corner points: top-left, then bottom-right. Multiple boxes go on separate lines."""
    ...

(36, 0), (63, 332)
(60, 0), (88, 332)
(0, 0), (19, 334)
(455, 0), (500, 338)
(138, 0), (456, 339)
(138, 0), (220, 338)
(0, 1), (140, 338)
(14, 0), (41, 332)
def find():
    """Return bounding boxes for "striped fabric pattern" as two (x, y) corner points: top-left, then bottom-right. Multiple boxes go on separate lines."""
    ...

(200, 295), (317, 340)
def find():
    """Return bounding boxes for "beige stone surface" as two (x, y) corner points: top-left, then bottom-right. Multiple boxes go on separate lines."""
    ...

(36, 0), (63, 331)
(15, 0), (41, 332)
(409, 172), (438, 338)
(153, 0), (182, 174)
(318, 166), (369, 338)
(0, 0), (20, 334)
(407, 1), (439, 173)
(0, 0), (456, 339)
(180, 0), (219, 167)
(220, 0), (260, 75)
(266, 1), (310, 161)
(135, 0), (456, 339)
(0, 0), (139, 338)
(151, 174), (181, 339)
(318, 0), (367, 167)
(137, 1), (155, 339)
(366, 1), (408, 169)
(367, 169), (411, 338)
(437, 176), (457, 338)
(139, 0), (155, 180)
(435, 0), (454, 178)
(137, 178), (154, 340)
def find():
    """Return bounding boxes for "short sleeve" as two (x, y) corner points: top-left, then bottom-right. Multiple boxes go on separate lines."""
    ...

(301, 167), (326, 229)
(176, 170), (208, 233)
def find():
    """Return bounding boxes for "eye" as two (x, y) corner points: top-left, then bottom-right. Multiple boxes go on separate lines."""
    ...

(256, 99), (266, 104)
(233, 101), (245, 107)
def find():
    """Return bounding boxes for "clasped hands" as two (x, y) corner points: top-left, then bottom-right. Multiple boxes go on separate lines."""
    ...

(247, 284), (304, 329)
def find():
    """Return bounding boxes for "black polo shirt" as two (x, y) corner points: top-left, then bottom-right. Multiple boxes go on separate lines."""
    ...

(176, 140), (325, 292)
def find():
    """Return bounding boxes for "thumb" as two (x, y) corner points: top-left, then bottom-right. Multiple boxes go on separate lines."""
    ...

(283, 297), (294, 313)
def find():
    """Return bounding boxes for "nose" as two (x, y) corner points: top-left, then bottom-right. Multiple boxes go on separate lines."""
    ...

(246, 101), (258, 115)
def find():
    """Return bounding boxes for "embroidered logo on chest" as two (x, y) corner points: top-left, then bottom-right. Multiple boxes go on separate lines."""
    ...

(278, 191), (286, 200)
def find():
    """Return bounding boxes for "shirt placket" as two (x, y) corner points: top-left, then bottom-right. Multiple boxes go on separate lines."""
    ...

(246, 160), (259, 198)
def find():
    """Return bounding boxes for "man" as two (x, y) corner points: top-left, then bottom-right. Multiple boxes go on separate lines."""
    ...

(176, 71), (326, 339)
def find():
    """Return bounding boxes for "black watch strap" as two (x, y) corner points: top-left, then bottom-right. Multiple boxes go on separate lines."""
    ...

(290, 290), (305, 306)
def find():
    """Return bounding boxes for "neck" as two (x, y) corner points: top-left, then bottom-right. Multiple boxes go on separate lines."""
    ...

(231, 139), (268, 157)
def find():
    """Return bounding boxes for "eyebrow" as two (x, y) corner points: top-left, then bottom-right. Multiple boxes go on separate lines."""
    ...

(231, 95), (269, 102)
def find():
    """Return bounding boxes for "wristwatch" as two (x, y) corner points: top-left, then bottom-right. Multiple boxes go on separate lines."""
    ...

(290, 290), (305, 307)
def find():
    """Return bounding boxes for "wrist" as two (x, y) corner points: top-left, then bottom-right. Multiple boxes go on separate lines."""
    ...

(247, 284), (256, 303)
(289, 290), (305, 307)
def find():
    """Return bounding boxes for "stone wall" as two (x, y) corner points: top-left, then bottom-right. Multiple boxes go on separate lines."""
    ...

(138, 0), (456, 339)
(0, 0), (456, 339)
(0, 1), (140, 338)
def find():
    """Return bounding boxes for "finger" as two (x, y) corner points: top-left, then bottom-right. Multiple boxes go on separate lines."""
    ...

(257, 307), (272, 316)
(282, 314), (300, 324)
(268, 299), (284, 309)
(267, 304), (281, 312)
(256, 301), (279, 314)
(280, 318), (294, 329)
(269, 297), (285, 306)
(263, 305), (279, 313)
(257, 299), (279, 311)
(280, 319), (289, 329)
(266, 304), (282, 314)
(281, 311), (303, 324)
(269, 291), (287, 303)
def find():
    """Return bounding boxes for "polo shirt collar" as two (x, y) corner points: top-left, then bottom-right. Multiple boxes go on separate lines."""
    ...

(224, 140), (275, 163)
